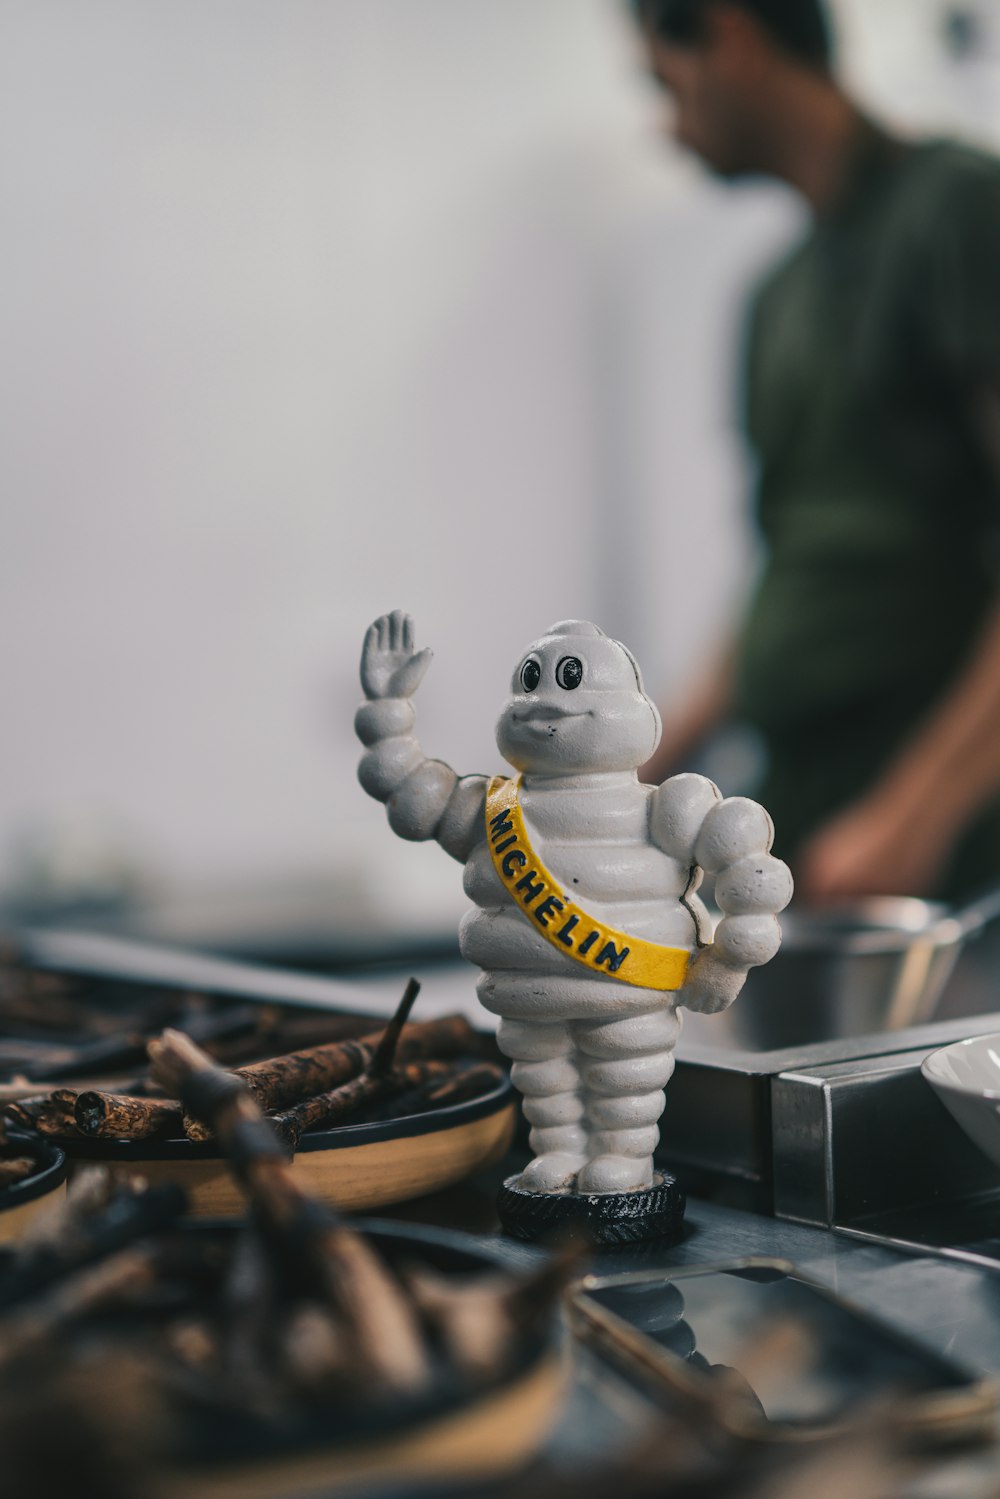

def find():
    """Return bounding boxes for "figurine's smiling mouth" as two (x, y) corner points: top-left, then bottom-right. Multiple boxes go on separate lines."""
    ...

(514, 705), (590, 727)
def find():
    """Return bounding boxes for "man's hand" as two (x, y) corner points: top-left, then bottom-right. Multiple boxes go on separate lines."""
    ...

(796, 793), (955, 901)
(799, 584), (1000, 902)
(360, 611), (432, 701)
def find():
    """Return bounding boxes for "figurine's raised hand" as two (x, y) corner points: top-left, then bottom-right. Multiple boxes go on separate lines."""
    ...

(356, 611), (480, 859)
(361, 611), (433, 701)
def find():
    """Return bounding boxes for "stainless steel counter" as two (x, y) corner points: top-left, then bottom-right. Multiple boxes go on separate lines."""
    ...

(384, 1164), (1000, 1493)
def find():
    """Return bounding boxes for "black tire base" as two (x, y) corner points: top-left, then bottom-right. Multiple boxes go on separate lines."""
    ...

(497, 1171), (686, 1247)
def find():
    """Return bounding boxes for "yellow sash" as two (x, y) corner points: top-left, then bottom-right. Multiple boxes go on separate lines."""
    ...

(485, 776), (690, 992)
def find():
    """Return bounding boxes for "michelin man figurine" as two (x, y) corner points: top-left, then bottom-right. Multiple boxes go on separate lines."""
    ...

(356, 611), (792, 1242)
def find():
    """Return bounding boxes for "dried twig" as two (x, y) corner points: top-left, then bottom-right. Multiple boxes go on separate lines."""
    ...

(4, 1089), (78, 1136)
(74, 1091), (183, 1141)
(0, 1177), (186, 1312)
(407, 1243), (581, 1380)
(270, 1057), (457, 1148)
(179, 993), (476, 1140)
(148, 1026), (432, 1394)
(0, 1247), (159, 1370)
(0, 1157), (37, 1188)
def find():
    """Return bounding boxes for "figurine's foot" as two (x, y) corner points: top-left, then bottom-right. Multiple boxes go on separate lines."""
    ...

(577, 1154), (653, 1194)
(516, 1152), (587, 1194)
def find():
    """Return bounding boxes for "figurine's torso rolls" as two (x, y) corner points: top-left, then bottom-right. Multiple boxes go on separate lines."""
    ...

(463, 776), (696, 1019)
(355, 612), (792, 1197)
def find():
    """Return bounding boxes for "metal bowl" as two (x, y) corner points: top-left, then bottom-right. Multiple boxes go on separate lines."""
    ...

(686, 890), (1000, 1053)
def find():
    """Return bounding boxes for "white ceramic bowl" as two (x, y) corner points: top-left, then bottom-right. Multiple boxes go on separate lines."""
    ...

(921, 1033), (1000, 1167)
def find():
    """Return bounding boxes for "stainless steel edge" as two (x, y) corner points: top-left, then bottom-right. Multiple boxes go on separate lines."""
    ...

(772, 1049), (1000, 1229)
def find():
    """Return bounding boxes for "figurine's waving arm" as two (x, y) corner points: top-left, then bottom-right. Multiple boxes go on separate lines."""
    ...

(650, 773), (793, 1014)
(355, 611), (487, 863)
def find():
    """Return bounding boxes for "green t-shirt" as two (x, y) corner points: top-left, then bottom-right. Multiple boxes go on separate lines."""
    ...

(734, 127), (1000, 896)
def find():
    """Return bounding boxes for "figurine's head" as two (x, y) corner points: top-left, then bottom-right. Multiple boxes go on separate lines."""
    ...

(496, 621), (661, 775)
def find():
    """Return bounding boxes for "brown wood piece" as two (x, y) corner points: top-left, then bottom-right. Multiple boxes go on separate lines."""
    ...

(14, 1165), (116, 1252)
(280, 1302), (349, 1391)
(0, 1157), (37, 1188)
(269, 1057), (458, 1150)
(420, 1061), (504, 1108)
(3, 1089), (79, 1136)
(166, 1318), (219, 1373)
(405, 1245), (580, 1382)
(362, 1061), (504, 1124)
(405, 1263), (519, 1380)
(74, 1091), (183, 1141)
(0, 1246), (157, 1370)
(181, 1012), (477, 1140)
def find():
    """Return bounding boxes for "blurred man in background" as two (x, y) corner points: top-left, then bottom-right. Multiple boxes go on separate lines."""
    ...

(633, 0), (1000, 902)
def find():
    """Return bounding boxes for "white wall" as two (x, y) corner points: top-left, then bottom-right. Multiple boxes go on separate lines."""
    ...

(837, 0), (1000, 142)
(2, 0), (998, 914)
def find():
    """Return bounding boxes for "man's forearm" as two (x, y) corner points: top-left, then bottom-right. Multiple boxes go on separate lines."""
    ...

(872, 594), (1000, 838)
(799, 592), (1000, 901)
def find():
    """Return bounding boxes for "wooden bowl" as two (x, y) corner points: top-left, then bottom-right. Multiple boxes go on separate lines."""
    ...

(173, 1217), (566, 1499)
(182, 1350), (565, 1499)
(156, 1219), (565, 1497)
(0, 1144), (67, 1243)
(63, 1076), (518, 1217)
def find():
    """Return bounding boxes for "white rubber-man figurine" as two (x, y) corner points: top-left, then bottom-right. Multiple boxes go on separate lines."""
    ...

(356, 611), (792, 1197)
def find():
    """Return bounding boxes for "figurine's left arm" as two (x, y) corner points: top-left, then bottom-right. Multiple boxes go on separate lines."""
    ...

(651, 774), (793, 1014)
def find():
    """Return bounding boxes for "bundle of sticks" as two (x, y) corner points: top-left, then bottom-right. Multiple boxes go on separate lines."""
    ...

(2, 979), (505, 1150)
(0, 1027), (572, 1496)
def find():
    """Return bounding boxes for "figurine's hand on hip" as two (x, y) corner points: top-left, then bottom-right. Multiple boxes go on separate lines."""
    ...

(361, 611), (432, 700)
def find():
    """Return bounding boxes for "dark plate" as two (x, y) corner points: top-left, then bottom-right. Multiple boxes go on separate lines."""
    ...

(64, 1076), (516, 1162)
(0, 1141), (67, 1216)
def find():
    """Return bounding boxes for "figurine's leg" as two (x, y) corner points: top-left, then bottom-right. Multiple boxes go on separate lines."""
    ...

(496, 1017), (586, 1193)
(573, 1007), (679, 1194)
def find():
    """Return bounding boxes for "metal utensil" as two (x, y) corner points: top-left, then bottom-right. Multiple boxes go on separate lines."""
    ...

(6, 926), (484, 1025)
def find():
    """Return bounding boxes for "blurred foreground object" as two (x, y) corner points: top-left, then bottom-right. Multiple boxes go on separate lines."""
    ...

(0, 1073), (570, 1494)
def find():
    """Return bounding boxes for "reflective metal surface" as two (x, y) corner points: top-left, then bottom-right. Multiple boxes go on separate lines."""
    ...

(666, 1010), (1000, 1211)
(770, 1047), (1000, 1229)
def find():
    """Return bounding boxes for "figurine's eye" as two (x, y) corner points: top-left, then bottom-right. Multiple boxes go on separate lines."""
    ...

(556, 656), (583, 690)
(520, 658), (541, 692)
